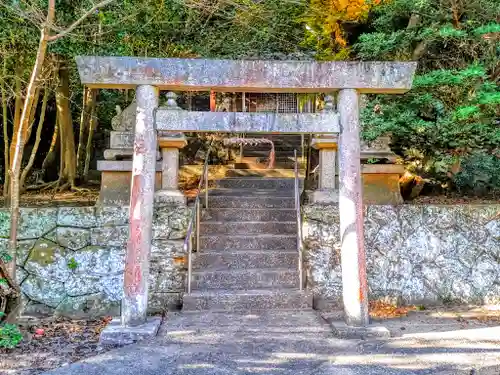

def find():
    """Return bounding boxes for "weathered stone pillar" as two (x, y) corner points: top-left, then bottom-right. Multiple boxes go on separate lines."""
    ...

(311, 135), (339, 203)
(155, 134), (187, 205)
(154, 92), (187, 205)
(122, 84), (159, 327)
(338, 89), (369, 327)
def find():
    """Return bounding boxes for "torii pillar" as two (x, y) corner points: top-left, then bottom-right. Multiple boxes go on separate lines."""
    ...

(338, 89), (369, 326)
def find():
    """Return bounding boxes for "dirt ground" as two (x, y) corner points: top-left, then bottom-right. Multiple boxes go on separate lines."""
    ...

(0, 188), (100, 207)
(1, 305), (499, 375)
(0, 316), (112, 375)
(0, 186), (498, 208)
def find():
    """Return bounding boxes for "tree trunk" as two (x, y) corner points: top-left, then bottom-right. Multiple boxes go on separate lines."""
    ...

(83, 89), (98, 181)
(1, 59), (9, 198)
(26, 87), (42, 141)
(55, 57), (77, 188)
(5, 67), (23, 198)
(76, 86), (93, 179)
(20, 87), (49, 191)
(8, 0), (55, 282)
(40, 117), (59, 181)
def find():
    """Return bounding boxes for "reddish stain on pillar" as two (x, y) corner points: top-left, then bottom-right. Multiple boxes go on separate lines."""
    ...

(210, 91), (216, 112)
(124, 174), (144, 297)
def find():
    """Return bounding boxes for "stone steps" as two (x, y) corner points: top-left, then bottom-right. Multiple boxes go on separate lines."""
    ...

(200, 221), (296, 235)
(205, 195), (294, 209)
(183, 289), (312, 312)
(225, 169), (299, 178)
(202, 208), (295, 222)
(216, 177), (302, 190)
(192, 250), (298, 271)
(184, 172), (310, 313)
(191, 268), (299, 290)
(206, 188), (294, 197)
(199, 234), (296, 251)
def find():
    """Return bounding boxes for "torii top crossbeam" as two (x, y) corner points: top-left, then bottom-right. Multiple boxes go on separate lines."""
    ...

(76, 56), (416, 93)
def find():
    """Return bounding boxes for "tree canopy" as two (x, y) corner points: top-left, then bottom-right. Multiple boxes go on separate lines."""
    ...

(0, 0), (499, 195)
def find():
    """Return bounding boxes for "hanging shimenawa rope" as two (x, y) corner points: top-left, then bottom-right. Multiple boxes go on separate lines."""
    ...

(223, 137), (275, 169)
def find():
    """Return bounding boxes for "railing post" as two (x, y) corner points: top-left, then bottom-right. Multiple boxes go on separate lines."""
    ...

(204, 166), (209, 209)
(196, 202), (200, 253)
(187, 237), (192, 294)
(294, 150), (304, 291)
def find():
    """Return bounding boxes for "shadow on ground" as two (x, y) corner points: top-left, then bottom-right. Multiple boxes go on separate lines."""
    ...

(41, 310), (500, 375)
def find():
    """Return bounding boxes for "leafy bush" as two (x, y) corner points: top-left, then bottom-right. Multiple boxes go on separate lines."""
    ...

(355, 0), (500, 194)
(453, 153), (500, 195)
(0, 322), (23, 349)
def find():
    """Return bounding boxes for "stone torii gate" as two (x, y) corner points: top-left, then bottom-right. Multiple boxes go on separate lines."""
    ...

(76, 57), (416, 335)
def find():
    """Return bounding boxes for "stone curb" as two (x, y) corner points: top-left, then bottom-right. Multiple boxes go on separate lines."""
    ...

(99, 317), (162, 347)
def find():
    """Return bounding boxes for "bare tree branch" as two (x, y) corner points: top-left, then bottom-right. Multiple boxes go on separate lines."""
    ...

(47, 0), (115, 41)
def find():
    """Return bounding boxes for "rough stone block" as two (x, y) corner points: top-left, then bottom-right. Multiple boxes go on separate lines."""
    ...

(0, 239), (37, 266)
(91, 226), (129, 247)
(154, 190), (186, 205)
(56, 227), (91, 250)
(57, 207), (96, 228)
(56, 293), (120, 318)
(22, 275), (66, 308)
(70, 246), (125, 276)
(103, 149), (133, 160)
(99, 317), (162, 347)
(329, 321), (391, 340)
(362, 172), (403, 205)
(109, 131), (134, 149)
(0, 208), (57, 239)
(24, 239), (69, 282)
(97, 169), (162, 206)
(310, 189), (339, 204)
(96, 206), (129, 226)
(152, 207), (190, 240)
(148, 293), (182, 314)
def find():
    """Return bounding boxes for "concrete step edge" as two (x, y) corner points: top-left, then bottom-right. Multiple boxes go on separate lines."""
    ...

(186, 288), (304, 297)
(196, 249), (298, 253)
(201, 221), (296, 225)
(203, 208), (295, 212)
(200, 234), (296, 239)
(192, 268), (298, 275)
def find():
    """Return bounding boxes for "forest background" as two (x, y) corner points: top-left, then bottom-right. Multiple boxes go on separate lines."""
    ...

(0, 0), (499, 198)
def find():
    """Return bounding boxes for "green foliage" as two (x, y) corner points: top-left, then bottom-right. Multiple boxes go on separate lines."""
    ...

(356, 0), (500, 193)
(0, 251), (12, 263)
(474, 23), (500, 35)
(67, 257), (78, 271)
(0, 323), (23, 349)
(438, 25), (467, 39)
(453, 153), (500, 194)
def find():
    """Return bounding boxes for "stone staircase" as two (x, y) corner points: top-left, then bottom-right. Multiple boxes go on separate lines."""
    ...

(182, 174), (312, 312)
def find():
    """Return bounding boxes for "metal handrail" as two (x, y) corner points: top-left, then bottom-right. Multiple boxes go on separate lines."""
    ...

(184, 140), (214, 294)
(294, 149), (304, 291)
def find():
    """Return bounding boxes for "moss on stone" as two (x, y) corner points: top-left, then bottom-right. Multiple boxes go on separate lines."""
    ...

(27, 239), (63, 267)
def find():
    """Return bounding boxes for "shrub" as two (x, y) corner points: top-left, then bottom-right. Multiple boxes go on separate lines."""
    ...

(453, 153), (500, 195)
(0, 321), (23, 349)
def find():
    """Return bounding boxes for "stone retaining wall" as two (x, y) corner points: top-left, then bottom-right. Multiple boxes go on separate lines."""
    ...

(2, 204), (498, 317)
(303, 204), (500, 309)
(0, 205), (190, 317)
